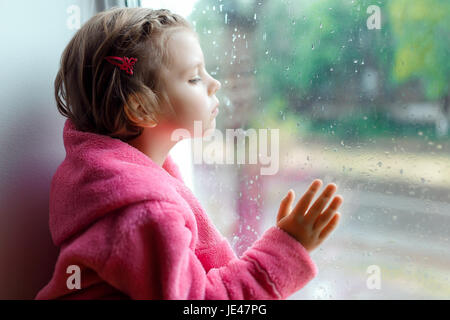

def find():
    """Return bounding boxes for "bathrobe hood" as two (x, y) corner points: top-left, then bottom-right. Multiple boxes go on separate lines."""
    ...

(50, 119), (186, 246)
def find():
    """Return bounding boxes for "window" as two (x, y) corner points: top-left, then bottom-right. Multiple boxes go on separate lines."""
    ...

(144, 0), (450, 299)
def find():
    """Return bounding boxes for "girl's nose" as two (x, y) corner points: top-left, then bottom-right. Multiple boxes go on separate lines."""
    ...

(209, 78), (221, 96)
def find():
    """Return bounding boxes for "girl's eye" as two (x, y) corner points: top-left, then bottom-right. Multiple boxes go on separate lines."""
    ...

(189, 78), (201, 84)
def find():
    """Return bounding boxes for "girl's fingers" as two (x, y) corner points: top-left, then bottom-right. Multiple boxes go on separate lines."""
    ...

(292, 179), (323, 221)
(277, 189), (294, 223)
(312, 196), (343, 231)
(304, 183), (337, 224)
(318, 213), (340, 240)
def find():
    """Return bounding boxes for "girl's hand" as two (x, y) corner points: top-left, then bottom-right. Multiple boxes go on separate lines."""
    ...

(276, 179), (343, 252)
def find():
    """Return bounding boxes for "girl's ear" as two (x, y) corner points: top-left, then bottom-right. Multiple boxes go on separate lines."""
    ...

(125, 94), (158, 128)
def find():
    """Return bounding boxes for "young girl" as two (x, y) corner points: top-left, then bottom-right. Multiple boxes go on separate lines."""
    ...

(36, 7), (343, 300)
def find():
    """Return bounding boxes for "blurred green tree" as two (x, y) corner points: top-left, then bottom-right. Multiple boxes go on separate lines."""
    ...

(189, 0), (448, 138)
(252, 0), (396, 113)
(388, 0), (450, 136)
(388, 0), (449, 101)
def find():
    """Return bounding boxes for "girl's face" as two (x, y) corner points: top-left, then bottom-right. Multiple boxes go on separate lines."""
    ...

(159, 30), (221, 138)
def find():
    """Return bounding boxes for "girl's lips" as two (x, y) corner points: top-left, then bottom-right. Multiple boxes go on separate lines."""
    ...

(211, 106), (219, 116)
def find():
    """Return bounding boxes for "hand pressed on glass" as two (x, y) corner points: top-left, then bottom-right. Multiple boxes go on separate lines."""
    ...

(276, 179), (343, 252)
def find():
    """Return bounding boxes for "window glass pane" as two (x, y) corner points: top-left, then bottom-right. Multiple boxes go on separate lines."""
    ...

(146, 0), (450, 299)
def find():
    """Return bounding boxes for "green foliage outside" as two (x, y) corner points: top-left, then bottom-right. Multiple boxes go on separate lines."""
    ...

(389, 0), (450, 100)
(189, 0), (449, 141)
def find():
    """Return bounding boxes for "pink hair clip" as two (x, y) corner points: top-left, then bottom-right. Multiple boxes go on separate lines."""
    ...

(104, 56), (138, 75)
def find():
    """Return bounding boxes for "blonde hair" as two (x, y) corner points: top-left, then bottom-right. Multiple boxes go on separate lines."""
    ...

(55, 7), (196, 141)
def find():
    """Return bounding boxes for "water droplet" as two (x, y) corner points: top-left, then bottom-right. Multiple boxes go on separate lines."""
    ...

(353, 60), (358, 64)
(320, 23), (323, 29)
(312, 43), (315, 50)
(330, 67), (334, 72)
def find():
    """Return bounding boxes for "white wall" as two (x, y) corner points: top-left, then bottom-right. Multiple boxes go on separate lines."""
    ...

(0, 0), (116, 299)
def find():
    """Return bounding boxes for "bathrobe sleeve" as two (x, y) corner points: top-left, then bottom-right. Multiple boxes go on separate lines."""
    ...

(100, 200), (318, 300)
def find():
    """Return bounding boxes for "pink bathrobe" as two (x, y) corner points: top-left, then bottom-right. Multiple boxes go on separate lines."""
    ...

(35, 119), (317, 300)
